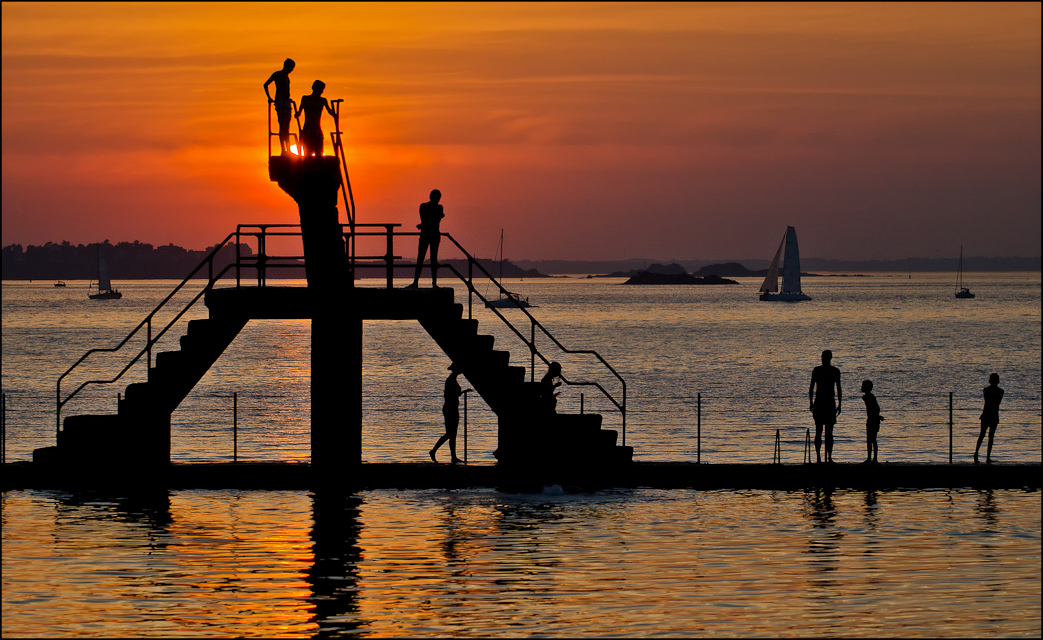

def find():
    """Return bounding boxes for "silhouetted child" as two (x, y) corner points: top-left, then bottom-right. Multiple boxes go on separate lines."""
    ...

(860, 380), (883, 463)
(407, 190), (444, 288)
(264, 58), (296, 154)
(539, 361), (563, 414)
(296, 80), (335, 157)
(974, 373), (1004, 464)
(431, 364), (466, 464)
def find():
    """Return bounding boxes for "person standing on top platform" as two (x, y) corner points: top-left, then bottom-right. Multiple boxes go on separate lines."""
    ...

(974, 373), (1004, 464)
(809, 350), (842, 463)
(264, 58), (296, 155)
(297, 80), (336, 157)
(407, 189), (444, 288)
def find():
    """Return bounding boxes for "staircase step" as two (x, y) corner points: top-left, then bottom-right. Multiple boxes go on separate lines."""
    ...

(59, 414), (124, 448)
(154, 350), (187, 371)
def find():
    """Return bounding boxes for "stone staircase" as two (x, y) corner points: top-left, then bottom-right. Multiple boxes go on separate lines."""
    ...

(417, 291), (632, 468)
(35, 316), (247, 467)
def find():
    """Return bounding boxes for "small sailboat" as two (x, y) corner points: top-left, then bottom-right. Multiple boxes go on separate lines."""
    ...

(53, 280), (67, 287)
(759, 226), (811, 301)
(954, 246), (974, 299)
(485, 229), (533, 308)
(88, 250), (122, 300)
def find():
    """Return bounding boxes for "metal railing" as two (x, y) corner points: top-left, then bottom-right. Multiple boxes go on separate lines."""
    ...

(54, 224), (627, 442)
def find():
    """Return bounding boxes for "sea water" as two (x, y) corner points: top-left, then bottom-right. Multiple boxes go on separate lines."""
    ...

(2, 273), (1041, 636)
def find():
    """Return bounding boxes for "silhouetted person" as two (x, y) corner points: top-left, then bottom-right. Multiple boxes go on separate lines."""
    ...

(809, 350), (842, 463)
(297, 80), (335, 157)
(431, 364), (465, 464)
(539, 361), (563, 414)
(860, 379), (883, 464)
(264, 58), (296, 154)
(974, 373), (1004, 464)
(406, 189), (444, 288)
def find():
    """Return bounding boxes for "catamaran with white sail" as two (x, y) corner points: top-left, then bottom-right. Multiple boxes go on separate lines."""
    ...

(758, 226), (811, 302)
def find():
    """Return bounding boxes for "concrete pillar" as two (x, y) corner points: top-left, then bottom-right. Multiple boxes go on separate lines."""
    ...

(311, 308), (362, 471)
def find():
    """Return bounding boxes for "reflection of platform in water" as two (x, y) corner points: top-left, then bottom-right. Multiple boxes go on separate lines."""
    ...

(4, 461), (1038, 491)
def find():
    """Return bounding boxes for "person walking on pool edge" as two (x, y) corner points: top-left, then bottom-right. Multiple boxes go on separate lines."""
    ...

(974, 373), (1004, 464)
(431, 364), (466, 464)
(809, 350), (842, 463)
(861, 379), (883, 464)
(407, 190), (445, 289)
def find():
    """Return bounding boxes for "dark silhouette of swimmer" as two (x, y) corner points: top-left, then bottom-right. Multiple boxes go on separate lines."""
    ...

(809, 350), (842, 463)
(974, 373), (1004, 464)
(406, 190), (444, 288)
(431, 364), (466, 464)
(860, 380), (883, 464)
(264, 58), (296, 154)
(296, 80), (336, 157)
(539, 361), (563, 414)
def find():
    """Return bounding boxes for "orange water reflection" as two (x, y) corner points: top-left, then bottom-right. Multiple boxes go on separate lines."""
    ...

(2, 488), (1040, 637)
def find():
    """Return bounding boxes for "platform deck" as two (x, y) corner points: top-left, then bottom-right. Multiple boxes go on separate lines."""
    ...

(3, 461), (1037, 491)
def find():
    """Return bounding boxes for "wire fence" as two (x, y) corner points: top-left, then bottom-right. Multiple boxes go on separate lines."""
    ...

(2, 390), (1040, 465)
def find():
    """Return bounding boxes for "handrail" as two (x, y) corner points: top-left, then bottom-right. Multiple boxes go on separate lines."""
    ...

(56, 231), (246, 435)
(438, 232), (627, 442)
(55, 224), (627, 445)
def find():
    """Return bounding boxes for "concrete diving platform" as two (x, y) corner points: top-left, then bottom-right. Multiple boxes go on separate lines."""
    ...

(3, 461), (1038, 492)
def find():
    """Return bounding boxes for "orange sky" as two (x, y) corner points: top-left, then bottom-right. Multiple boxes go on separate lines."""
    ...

(2, 2), (1040, 260)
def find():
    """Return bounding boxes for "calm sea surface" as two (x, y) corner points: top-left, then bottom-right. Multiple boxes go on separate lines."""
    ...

(3, 273), (1041, 636)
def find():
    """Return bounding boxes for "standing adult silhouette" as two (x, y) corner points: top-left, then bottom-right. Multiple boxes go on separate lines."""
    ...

(431, 364), (465, 464)
(296, 80), (335, 157)
(406, 190), (444, 288)
(264, 58), (296, 155)
(809, 350), (842, 463)
(974, 373), (1004, 464)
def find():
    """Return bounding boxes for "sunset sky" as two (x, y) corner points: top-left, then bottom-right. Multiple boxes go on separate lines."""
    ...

(2, 2), (1040, 261)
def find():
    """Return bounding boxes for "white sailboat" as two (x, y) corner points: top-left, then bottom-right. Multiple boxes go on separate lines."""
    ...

(88, 250), (122, 300)
(485, 229), (533, 309)
(758, 226), (811, 302)
(954, 245), (974, 299)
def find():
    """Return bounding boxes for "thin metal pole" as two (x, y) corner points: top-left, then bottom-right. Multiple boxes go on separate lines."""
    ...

(949, 391), (953, 464)
(697, 393), (701, 464)
(804, 428), (811, 465)
(463, 390), (469, 464)
(2, 393), (6, 465)
(580, 393), (584, 415)
(774, 428), (781, 464)
(233, 392), (238, 463)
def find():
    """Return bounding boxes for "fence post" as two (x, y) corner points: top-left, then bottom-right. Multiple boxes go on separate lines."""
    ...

(804, 428), (811, 465)
(948, 391), (953, 464)
(463, 389), (470, 464)
(233, 392), (238, 463)
(773, 428), (781, 464)
(2, 393), (6, 465)
(697, 393), (702, 464)
(580, 393), (584, 415)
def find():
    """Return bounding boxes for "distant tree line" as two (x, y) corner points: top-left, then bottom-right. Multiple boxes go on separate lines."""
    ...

(1, 241), (550, 281)
(1, 241), (252, 281)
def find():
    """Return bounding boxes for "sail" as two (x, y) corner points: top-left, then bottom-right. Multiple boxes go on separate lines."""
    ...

(781, 226), (801, 294)
(98, 255), (112, 291)
(759, 232), (785, 293)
